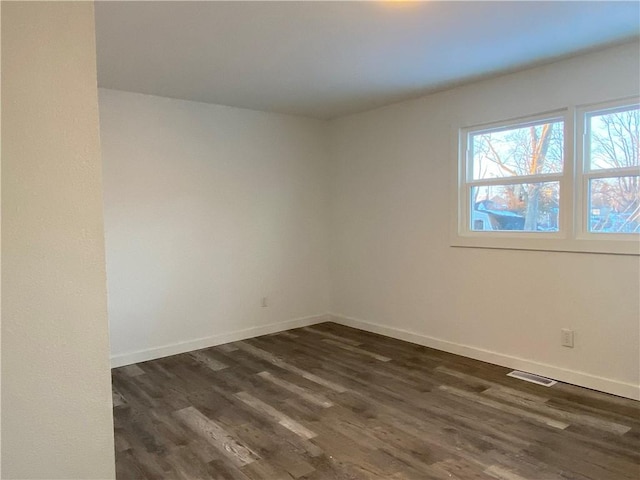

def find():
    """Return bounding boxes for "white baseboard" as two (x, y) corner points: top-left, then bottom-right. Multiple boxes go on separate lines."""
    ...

(330, 313), (640, 401)
(110, 313), (329, 368)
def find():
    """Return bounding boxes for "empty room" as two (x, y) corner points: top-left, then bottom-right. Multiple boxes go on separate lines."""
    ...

(2, 1), (640, 479)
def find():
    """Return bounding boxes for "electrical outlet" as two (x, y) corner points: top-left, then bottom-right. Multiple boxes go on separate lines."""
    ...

(261, 296), (268, 308)
(561, 328), (574, 348)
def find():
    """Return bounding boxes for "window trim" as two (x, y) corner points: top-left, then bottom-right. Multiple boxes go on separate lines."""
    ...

(452, 99), (640, 255)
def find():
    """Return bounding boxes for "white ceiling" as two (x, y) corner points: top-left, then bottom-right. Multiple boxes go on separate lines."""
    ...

(95, 1), (640, 120)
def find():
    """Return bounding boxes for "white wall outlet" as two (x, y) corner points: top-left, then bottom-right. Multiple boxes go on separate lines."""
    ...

(261, 296), (268, 308)
(561, 328), (574, 348)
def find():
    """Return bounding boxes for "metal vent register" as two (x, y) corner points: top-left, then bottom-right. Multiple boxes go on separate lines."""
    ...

(507, 370), (557, 387)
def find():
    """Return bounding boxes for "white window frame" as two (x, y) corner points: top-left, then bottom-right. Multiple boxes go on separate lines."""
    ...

(452, 98), (640, 255)
(576, 99), (640, 244)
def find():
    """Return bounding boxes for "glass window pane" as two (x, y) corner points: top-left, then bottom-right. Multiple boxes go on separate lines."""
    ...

(471, 182), (560, 232)
(471, 121), (563, 180)
(588, 106), (639, 171)
(589, 176), (640, 233)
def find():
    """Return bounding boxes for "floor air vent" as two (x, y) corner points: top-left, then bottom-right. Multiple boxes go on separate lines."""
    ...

(507, 370), (557, 387)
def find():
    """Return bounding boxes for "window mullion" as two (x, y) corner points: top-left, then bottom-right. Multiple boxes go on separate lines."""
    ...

(583, 167), (640, 180)
(466, 174), (563, 188)
(574, 105), (587, 238)
(562, 106), (576, 239)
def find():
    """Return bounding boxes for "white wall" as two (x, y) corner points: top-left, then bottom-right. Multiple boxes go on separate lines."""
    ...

(99, 89), (331, 365)
(329, 42), (640, 400)
(100, 43), (639, 400)
(1, 3), (116, 478)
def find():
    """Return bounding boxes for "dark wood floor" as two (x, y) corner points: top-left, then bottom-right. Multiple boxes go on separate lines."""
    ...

(112, 323), (640, 480)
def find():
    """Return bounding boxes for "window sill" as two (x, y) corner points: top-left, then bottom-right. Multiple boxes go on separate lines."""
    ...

(451, 234), (640, 255)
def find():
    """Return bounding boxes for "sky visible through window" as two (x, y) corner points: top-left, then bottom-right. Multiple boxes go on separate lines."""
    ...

(472, 121), (564, 181)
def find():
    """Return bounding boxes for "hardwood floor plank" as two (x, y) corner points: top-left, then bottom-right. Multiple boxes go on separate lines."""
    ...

(234, 391), (317, 439)
(483, 386), (631, 435)
(268, 450), (316, 478)
(121, 364), (146, 377)
(428, 458), (490, 480)
(240, 459), (292, 480)
(174, 406), (259, 467)
(484, 464), (529, 480)
(438, 384), (570, 430)
(301, 326), (363, 346)
(112, 388), (126, 407)
(189, 351), (228, 371)
(321, 338), (392, 362)
(236, 340), (348, 393)
(113, 322), (640, 480)
(218, 343), (239, 353)
(277, 331), (299, 339)
(256, 371), (334, 408)
(115, 450), (150, 480)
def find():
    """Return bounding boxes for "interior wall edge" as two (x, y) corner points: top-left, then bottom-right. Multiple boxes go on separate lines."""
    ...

(110, 313), (330, 368)
(329, 313), (640, 401)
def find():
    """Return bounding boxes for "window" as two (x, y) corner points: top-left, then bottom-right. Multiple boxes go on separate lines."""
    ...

(582, 104), (639, 235)
(455, 99), (639, 255)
